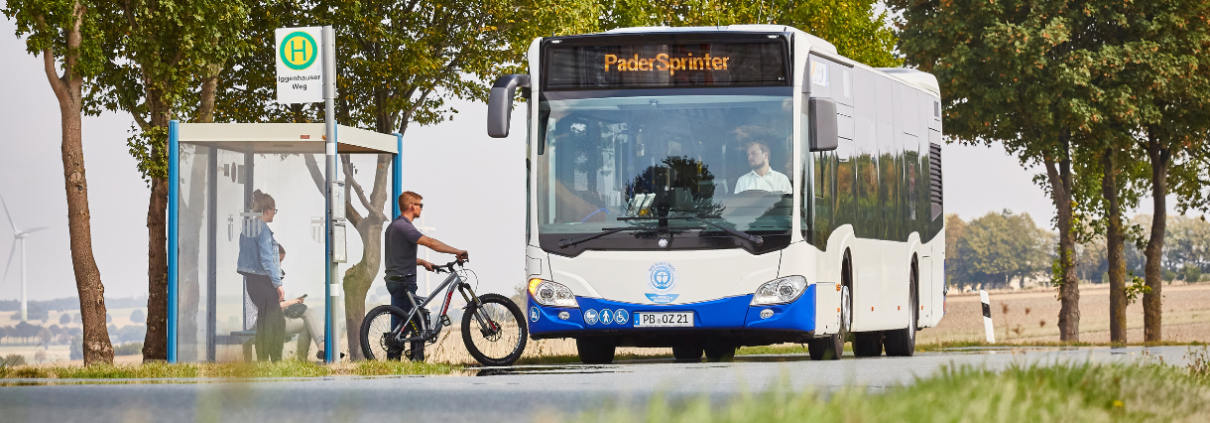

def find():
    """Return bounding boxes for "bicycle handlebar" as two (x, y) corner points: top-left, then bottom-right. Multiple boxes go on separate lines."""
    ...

(430, 259), (467, 274)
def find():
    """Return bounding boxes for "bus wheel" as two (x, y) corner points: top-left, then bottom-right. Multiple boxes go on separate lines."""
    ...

(809, 285), (849, 360)
(672, 345), (703, 362)
(853, 332), (883, 357)
(703, 343), (736, 362)
(885, 259), (919, 357)
(576, 338), (616, 364)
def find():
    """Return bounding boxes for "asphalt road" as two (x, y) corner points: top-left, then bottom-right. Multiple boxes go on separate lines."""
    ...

(0, 346), (1195, 423)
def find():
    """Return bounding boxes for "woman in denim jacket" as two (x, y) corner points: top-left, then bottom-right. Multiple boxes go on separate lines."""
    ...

(237, 190), (285, 361)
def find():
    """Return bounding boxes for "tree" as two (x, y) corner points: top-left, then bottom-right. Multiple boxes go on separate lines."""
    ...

(59, 313), (71, 325)
(2, 0), (113, 364)
(129, 309), (145, 324)
(889, 0), (1100, 341)
(595, 0), (901, 67)
(1121, 1), (1210, 342)
(944, 214), (967, 287)
(88, 0), (254, 360)
(955, 211), (1051, 288)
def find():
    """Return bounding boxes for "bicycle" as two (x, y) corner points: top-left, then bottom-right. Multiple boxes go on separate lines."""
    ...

(360, 261), (528, 366)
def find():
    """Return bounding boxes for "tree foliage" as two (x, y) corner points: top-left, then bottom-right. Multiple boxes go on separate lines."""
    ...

(949, 211), (1053, 289)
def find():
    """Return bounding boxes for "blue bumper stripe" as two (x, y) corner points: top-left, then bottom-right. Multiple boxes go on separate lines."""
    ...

(528, 285), (816, 335)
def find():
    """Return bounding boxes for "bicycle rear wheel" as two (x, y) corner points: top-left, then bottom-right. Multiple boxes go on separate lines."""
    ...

(360, 305), (421, 361)
(461, 293), (528, 366)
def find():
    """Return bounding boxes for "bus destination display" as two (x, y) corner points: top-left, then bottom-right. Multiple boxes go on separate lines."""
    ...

(544, 41), (788, 90)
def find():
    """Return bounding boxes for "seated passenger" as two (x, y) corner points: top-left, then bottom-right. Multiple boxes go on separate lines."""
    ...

(275, 244), (331, 360)
(735, 141), (792, 194)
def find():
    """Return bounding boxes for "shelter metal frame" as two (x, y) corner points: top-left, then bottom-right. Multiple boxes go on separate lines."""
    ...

(167, 121), (404, 362)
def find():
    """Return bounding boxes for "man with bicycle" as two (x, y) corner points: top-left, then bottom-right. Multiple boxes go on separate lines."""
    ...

(384, 191), (469, 361)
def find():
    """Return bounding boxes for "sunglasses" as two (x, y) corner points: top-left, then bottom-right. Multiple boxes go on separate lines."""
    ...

(413, 203), (424, 209)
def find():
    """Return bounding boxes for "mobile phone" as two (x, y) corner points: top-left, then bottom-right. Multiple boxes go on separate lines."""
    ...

(297, 294), (308, 300)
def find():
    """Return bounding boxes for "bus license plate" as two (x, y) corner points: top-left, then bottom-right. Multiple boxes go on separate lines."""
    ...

(634, 312), (694, 327)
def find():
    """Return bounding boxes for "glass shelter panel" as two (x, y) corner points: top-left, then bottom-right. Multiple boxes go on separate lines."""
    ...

(176, 141), (339, 362)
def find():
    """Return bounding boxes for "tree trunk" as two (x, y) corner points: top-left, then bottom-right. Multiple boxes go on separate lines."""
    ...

(142, 95), (172, 361)
(1045, 139), (1079, 342)
(46, 1), (112, 365)
(340, 155), (392, 361)
(1102, 149), (1127, 344)
(1143, 134), (1169, 342)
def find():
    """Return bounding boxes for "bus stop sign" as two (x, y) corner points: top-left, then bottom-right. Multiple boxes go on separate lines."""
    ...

(275, 27), (324, 104)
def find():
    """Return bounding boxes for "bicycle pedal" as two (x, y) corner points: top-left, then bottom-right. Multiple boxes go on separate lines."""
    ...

(441, 315), (452, 327)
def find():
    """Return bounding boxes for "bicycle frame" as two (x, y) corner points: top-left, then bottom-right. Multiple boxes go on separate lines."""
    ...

(392, 269), (496, 344)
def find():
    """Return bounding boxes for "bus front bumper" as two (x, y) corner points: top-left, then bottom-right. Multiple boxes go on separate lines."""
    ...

(526, 285), (817, 346)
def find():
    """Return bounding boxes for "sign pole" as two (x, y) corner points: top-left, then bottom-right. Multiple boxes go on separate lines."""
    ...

(322, 25), (337, 364)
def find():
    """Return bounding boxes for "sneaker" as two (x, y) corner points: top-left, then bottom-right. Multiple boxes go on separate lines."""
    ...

(316, 350), (346, 360)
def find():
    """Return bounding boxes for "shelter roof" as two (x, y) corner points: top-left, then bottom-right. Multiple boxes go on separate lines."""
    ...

(177, 123), (397, 154)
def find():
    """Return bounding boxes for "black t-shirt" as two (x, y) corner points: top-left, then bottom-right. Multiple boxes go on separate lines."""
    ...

(384, 216), (424, 276)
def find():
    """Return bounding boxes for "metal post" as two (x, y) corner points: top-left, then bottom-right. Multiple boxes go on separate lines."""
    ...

(168, 120), (180, 363)
(323, 25), (338, 364)
(206, 147), (218, 361)
(393, 133), (403, 219)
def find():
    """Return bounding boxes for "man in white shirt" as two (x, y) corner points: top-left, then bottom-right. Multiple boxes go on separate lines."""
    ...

(735, 141), (792, 194)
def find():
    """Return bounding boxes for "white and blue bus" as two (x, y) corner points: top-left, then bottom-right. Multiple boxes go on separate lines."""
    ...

(487, 25), (946, 363)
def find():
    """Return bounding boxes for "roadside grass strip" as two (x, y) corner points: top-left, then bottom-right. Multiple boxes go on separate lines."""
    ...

(586, 348), (1210, 422)
(0, 359), (461, 380)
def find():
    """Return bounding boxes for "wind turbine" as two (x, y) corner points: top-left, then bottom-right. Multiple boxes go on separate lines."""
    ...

(2, 196), (47, 322)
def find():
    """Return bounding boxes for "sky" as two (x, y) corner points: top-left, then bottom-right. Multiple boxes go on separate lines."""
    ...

(0, 16), (1182, 302)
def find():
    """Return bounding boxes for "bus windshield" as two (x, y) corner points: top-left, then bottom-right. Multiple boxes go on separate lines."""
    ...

(536, 90), (794, 251)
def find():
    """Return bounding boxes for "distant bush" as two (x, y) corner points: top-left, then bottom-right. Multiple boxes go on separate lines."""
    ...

(59, 313), (71, 325)
(1181, 265), (1203, 283)
(106, 313), (112, 323)
(129, 309), (145, 324)
(1, 354), (26, 367)
(113, 342), (143, 356)
(69, 336), (82, 360)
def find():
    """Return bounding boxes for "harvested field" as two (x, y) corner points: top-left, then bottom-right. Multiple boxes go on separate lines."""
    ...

(922, 282), (1210, 344)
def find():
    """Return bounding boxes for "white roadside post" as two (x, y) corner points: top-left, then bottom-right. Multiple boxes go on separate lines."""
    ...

(980, 290), (995, 343)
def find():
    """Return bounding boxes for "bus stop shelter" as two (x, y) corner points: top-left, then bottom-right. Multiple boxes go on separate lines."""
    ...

(167, 121), (403, 362)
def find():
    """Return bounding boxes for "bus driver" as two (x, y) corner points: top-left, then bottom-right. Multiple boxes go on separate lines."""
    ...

(735, 140), (792, 194)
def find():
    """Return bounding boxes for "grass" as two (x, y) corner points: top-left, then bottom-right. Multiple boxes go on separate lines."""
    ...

(583, 347), (1210, 422)
(0, 359), (461, 380)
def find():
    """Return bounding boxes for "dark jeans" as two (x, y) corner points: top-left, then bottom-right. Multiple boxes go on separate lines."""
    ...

(386, 275), (426, 361)
(246, 274), (284, 361)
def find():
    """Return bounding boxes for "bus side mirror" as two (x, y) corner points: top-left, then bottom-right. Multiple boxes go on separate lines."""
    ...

(487, 74), (531, 138)
(809, 97), (838, 152)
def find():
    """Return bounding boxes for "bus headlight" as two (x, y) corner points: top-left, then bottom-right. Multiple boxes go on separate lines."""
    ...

(750, 276), (808, 306)
(528, 278), (579, 308)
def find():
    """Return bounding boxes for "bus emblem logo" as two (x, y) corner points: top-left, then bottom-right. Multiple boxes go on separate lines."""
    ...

(585, 309), (599, 325)
(600, 309), (614, 325)
(529, 307), (540, 323)
(648, 262), (677, 293)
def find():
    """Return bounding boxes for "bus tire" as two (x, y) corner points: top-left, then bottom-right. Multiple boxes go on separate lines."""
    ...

(885, 258), (919, 357)
(703, 343), (736, 362)
(576, 338), (616, 364)
(853, 332), (883, 357)
(809, 283), (849, 360)
(672, 345), (703, 362)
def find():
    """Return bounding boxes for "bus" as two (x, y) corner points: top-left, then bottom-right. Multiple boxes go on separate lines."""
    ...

(487, 25), (946, 363)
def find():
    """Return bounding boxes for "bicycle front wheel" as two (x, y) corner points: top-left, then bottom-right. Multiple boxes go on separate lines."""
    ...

(461, 293), (528, 366)
(360, 305), (418, 361)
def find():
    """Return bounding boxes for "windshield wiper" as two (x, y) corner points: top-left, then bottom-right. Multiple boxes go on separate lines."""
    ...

(616, 215), (764, 245)
(558, 226), (650, 248)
